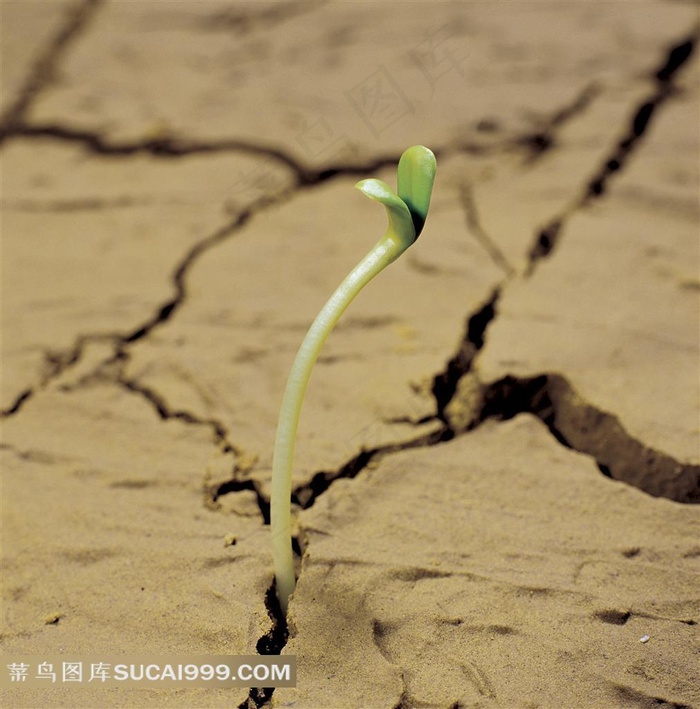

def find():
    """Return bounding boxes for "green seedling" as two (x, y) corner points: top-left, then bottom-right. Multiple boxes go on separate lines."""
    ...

(270, 145), (437, 614)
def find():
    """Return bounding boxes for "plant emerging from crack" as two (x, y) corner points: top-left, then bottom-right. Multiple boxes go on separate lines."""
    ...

(271, 145), (437, 614)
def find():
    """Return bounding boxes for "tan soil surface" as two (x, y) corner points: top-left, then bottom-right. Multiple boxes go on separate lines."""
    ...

(2, 3), (698, 708)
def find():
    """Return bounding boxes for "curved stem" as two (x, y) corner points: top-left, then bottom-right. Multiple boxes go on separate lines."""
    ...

(270, 232), (405, 615)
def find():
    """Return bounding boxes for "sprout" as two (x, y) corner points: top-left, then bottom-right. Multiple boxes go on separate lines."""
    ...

(270, 146), (437, 614)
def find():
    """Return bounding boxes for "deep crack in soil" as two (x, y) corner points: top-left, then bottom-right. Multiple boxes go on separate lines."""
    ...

(471, 374), (699, 504)
(237, 583), (288, 709)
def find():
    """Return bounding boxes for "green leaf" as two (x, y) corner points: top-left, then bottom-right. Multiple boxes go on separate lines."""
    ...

(397, 145), (437, 238)
(355, 178), (415, 247)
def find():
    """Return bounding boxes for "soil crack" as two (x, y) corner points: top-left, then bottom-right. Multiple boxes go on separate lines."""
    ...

(449, 372), (699, 504)
(528, 27), (698, 267)
(431, 288), (501, 423)
(1, 333), (115, 417)
(3, 122), (427, 192)
(0, 0), (104, 141)
(2, 189), (281, 417)
(291, 426), (452, 512)
(114, 355), (242, 459)
(513, 82), (601, 163)
(237, 583), (288, 709)
(7, 124), (307, 178)
(458, 181), (515, 276)
(584, 31), (697, 202)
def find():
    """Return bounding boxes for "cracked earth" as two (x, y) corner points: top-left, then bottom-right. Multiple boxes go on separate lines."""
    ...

(1, 2), (699, 708)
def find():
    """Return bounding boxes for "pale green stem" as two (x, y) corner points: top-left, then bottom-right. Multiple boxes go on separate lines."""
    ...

(270, 230), (408, 615)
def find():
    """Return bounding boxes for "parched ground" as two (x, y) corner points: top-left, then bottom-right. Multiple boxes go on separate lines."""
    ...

(1, 2), (699, 708)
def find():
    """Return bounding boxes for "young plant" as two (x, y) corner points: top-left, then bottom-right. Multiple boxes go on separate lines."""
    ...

(270, 145), (437, 614)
